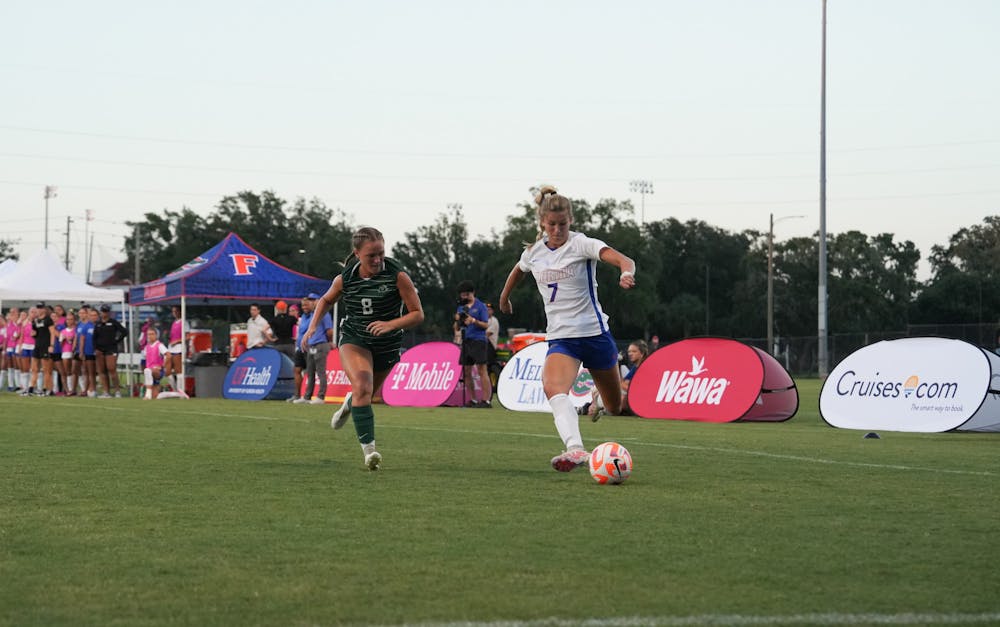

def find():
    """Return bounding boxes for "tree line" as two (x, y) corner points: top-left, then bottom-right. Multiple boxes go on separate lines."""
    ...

(9, 190), (992, 346)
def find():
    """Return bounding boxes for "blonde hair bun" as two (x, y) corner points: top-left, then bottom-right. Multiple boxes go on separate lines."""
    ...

(534, 184), (558, 206)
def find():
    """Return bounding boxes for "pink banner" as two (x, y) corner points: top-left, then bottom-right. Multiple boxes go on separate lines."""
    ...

(382, 342), (461, 407)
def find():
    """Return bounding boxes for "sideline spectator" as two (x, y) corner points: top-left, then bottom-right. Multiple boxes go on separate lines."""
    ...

(295, 293), (332, 405)
(270, 301), (296, 360)
(76, 305), (97, 397)
(94, 304), (127, 398)
(165, 306), (188, 396)
(142, 328), (168, 399)
(455, 280), (493, 408)
(246, 303), (274, 349)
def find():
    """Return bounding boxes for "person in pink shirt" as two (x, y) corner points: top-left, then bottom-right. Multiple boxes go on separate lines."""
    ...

(142, 328), (168, 399)
(165, 305), (187, 395)
(59, 311), (79, 396)
(18, 308), (36, 395)
(1, 308), (17, 391)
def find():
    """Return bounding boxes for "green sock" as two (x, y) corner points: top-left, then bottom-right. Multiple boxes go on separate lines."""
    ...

(352, 404), (375, 444)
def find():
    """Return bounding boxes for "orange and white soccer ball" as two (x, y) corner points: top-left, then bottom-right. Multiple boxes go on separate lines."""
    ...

(589, 441), (633, 484)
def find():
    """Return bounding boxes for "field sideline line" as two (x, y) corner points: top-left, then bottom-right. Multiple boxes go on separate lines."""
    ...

(380, 423), (997, 477)
(386, 611), (1000, 626)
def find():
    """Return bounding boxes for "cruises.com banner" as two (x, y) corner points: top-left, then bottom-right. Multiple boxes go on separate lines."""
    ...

(820, 337), (1000, 432)
(628, 337), (797, 422)
(496, 341), (594, 412)
(296, 347), (351, 403)
(382, 342), (462, 407)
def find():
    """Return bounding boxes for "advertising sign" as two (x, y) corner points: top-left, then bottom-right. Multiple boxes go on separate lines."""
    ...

(496, 341), (594, 412)
(820, 337), (1000, 433)
(224, 348), (295, 401)
(382, 342), (462, 407)
(628, 337), (796, 422)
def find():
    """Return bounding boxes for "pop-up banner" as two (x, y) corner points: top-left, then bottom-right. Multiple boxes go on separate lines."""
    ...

(224, 348), (296, 401)
(296, 347), (351, 404)
(382, 341), (462, 407)
(496, 341), (594, 412)
(820, 337), (1000, 433)
(628, 337), (798, 422)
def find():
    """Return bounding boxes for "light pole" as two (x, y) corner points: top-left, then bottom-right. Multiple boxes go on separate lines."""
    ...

(629, 180), (654, 224)
(818, 0), (829, 377)
(768, 213), (805, 356)
(43, 185), (57, 249)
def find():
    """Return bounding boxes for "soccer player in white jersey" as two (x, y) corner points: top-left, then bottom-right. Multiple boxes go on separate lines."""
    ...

(499, 185), (637, 472)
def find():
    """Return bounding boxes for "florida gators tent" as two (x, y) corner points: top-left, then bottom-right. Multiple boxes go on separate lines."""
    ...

(129, 232), (330, 306)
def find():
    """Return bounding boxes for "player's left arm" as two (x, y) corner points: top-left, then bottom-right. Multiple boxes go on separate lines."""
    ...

(599, 247), (637, 290)
(367, 272), (424, 336)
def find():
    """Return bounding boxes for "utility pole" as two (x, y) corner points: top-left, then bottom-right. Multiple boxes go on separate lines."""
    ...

(44, 185), (57, 249)
(84, 210), (93, 281)
(133, 224), (141, 284)
(629, 180), (654, 224)
(64, 216), (74, 270)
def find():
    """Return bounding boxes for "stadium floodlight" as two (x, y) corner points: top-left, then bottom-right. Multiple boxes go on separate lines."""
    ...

(629, 180), (654, 224)
(818, 0), (829, 377)
(768, 213), (805, 356)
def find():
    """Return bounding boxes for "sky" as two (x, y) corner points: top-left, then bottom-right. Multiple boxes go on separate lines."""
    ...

(1, 0), (997, 282)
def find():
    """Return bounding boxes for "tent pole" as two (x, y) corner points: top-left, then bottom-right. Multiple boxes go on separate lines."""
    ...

(181, 297), (187, 395)
(125, 294), (133, 396)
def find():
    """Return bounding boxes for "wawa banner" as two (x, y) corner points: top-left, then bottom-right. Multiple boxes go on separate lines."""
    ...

(820, 337), (1000, 433)
(628, 337), (798, 422)
(496, 341), (594, 412)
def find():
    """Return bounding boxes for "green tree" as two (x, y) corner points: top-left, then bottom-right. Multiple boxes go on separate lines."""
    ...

(0, 238), (19, 262)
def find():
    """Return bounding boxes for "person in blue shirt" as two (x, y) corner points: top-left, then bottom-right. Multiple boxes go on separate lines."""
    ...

(455, 280), (493, 408)
(75, 305), (98, 397)
(295, 293), (333, 405)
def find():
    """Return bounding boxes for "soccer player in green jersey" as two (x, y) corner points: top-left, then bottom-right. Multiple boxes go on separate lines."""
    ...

(301, 227), (425, 470)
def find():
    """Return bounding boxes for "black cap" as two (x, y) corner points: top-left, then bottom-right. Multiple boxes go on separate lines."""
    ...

(99, 304), (112, 312)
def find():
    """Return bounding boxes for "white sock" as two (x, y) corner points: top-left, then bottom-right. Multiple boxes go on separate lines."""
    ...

(144, 368), (154, 387)
(0, 369), (6, 387)
(549, 393), (583, 450)
(21, 371), (29, 389)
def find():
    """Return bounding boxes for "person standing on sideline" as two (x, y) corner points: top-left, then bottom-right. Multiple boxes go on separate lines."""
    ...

(498, 184), (636, 472)
(295, 293), (333, 405)
(455, 280), (493, 408)
(165, 305), (188, 396)
(485, 302), (500, 371)
(29, 304), (58, 396)
(302, 227), (424, 471)
(269, 301), (296, 360)
(93, 304), (128, 398)
(76, 306), (97, 397)
(142, 328), (169, 399)
(246, 303), (274, 349)
(287, 298), (308, 403)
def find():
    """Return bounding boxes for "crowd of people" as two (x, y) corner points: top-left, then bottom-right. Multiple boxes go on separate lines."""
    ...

(0, 303), (127, 397)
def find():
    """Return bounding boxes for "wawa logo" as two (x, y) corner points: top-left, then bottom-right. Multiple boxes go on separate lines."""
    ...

(655, 355), (730, 405)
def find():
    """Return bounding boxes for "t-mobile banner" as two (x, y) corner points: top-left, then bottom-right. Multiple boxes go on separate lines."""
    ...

(382, 342), (462, 407)
(628, 337), (798, 422)
(496, 341), (594, 412)
(297, 347), (351, 403)
(820, 337), (1000, 433)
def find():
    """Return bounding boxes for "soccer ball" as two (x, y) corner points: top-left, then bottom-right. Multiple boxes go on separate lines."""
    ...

(589, 441), (632, 484)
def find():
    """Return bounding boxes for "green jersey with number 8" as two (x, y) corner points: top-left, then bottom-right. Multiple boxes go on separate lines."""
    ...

(338, 256), (407, 353)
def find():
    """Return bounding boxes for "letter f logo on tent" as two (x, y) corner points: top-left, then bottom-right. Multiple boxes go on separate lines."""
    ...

(689, 356), (708, 375)
(230, 254), (259, 276)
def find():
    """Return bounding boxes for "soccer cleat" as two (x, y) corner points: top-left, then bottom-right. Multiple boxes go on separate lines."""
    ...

(114, 392), (122, 398)
(362, 442), (381, 471)
(551, 447), (591, 472)
(286, 395), (300, 403)
(330, 392), (352, 430)
(293, 397), (309, 404)
(590, 395), (606, 423)
(309, 397), (325, 405)
(477, 399), (492, 409)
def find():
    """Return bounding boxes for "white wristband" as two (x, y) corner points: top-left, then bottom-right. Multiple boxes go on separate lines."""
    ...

(621, 271), (634, 279)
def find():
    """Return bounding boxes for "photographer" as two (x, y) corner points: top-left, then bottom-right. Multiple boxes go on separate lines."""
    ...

(455, 280), (493, 408)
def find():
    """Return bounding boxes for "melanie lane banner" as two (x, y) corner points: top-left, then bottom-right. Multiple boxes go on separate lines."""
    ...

(496, 341), (594, 412)
(381, 342), (462, 407)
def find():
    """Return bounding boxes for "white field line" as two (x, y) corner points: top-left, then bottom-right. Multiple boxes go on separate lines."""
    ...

(384, 612), (1000, 626)
(378, 424), (998, 477)
(2, 400), (993, 476)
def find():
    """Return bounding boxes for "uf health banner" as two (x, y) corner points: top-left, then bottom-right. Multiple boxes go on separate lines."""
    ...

(224, 348), (296, 401)
(820, 337), (1000, 433)
(382, 342), (462, 407)
(496, 341), (594, 412)
(628, 337), (798, 422)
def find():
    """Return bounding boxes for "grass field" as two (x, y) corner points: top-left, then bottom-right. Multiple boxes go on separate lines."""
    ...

(2, 379), (999, 627)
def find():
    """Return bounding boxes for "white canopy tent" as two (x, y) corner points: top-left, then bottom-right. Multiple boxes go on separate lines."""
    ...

(0, 258), (17, 280)
(0, 249), (124, 305)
